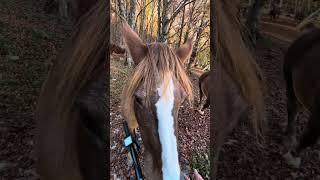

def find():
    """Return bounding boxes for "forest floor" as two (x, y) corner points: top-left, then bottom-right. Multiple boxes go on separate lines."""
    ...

(110, 57), (210, 179)
(216, 34), (320, 179)
(259, 16), (300, 43)
(0, 0), (72, 179)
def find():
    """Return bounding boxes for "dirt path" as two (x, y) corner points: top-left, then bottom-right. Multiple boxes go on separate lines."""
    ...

(110, 58), (210, 179)
(217, 37), (320, 179)
(261, 16), (299, 28)
(258, 15), (305, 44)
(259, 21), (299, 43)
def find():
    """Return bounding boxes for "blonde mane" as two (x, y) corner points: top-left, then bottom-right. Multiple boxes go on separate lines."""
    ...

(121, 43), (193, 127)
(216, 0), (266, 137)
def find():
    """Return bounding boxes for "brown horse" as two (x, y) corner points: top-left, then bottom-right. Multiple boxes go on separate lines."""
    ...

(197, 71), (210, 115)
(211, 0), (266, 179)
(35, 1), (108, 179)
(282, 24), (320, 168)
(121, 23), (193, 179)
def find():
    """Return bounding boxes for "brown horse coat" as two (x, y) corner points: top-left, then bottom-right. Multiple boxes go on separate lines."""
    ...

(283, 27), (320, 156)
(198, 71), (210, 111)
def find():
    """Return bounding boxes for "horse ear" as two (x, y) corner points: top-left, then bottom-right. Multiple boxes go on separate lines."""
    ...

(122, 22), (148, 65)
(176, 38), (193, 63)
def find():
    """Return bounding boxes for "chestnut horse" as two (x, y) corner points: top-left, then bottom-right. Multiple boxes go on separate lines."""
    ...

(211, 0), (266, 179)
(121, 23), (193, 179)
(35, 1), (108, 179)
(282, 24), (320, 168)
(198, 71), (210, 115)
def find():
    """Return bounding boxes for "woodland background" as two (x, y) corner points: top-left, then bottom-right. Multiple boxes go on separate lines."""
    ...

(111, 0), (210, 71)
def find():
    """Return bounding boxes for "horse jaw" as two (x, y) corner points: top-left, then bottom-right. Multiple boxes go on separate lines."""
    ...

(155, 77), (181, 180)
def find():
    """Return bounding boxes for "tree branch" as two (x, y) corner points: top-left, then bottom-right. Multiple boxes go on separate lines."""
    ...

(134, 0), (155, 27)
(168, 0), (196, 23)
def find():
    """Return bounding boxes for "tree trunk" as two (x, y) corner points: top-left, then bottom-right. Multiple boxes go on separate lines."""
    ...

(159, 0), (194, 42)
(307, 0), (312, 13)
(128, 0), (136, 29)
(159, 0), (169, 42)
(178, 5), (186, 46)
(118, 0), (126, 20)
(157, 0), (162, 39)
(245, 0), (263, 43)
(187, 13), (207, 70)
(294, 0), (298, 15)
(279, 0), (283, 8)
(117, 0), (133, 67)
(183, 1), (196, 43)
(149, 0), (156, 41)
(139, 0), (146, 38)
(126, 0), (130, 19)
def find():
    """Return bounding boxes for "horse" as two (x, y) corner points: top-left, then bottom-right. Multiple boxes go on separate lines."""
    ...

(197, 71), (210, 115)
(35, 1), (108, 179)
(121, 22), (193, 179)
(211, 0), (266, 179)
(282, 23), (320, 168)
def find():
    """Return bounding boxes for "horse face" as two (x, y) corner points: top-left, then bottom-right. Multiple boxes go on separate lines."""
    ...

(122, 22), (193, 179)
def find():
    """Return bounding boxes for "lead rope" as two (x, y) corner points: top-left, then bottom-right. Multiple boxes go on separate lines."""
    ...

(123, 121), (143, 180)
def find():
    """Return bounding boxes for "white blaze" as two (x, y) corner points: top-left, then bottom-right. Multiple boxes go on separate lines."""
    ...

(155, 77), (180, 180)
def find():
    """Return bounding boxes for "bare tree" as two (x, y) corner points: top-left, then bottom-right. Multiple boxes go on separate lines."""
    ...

(117, 0), (127, 20)
(187, 11), (209, 70)
(157, 0), (162, 39)
(178, 5), (186, 46)
(139, 0), (147, 37)
(128, 0), (137, 28)
(149, 0), (156, 41)
(245, 0), (264, 43)
(183, 1), (196, 43)
(158, 0), (196, 42)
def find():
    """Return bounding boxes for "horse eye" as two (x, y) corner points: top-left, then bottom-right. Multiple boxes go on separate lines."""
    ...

(134, 95), (144, 105)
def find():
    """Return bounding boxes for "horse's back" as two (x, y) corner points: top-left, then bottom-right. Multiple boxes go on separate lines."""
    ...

(199, 71), (210, 96)
(293, 40), (320, 108)
(286, 29), (320, 109)
(284, 28), (320, 71)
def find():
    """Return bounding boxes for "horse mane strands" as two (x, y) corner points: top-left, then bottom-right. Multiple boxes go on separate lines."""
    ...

(35, 0), (107, 178)
(216, 0), (266, 139)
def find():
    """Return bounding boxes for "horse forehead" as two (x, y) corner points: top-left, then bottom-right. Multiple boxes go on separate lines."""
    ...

(135, 78), (184, 100)
(157, 79), (185, 102)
